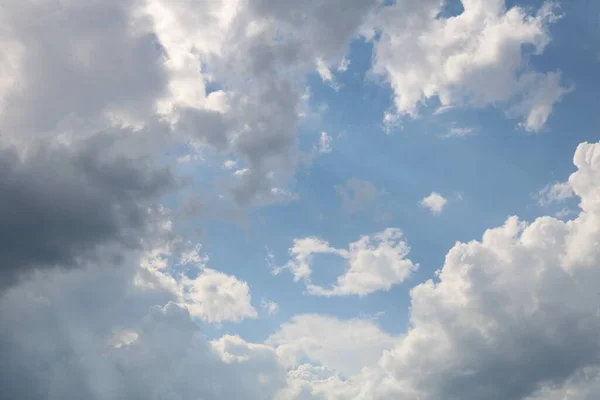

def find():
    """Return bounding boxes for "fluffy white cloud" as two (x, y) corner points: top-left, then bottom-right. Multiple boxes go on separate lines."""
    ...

(420, 192), (448, 215)
(274, 228), (417, 296)
(181, 268), (258, 323)
(372, 0), (572, 131)
(268, 314), (396, 377)
(271, 141), (600, 400)
(141, 244), (258, 324)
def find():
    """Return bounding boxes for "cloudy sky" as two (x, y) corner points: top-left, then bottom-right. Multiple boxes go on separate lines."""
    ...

(1, 0), (600, 398)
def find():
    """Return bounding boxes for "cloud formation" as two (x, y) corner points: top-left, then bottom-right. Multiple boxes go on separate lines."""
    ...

(274, 228), (417, 296)
(372, 0), (572, 131)
(420, 192), (448, 215)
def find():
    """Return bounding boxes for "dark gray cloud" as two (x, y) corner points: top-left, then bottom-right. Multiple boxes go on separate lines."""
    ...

(0, 133), (174, 290)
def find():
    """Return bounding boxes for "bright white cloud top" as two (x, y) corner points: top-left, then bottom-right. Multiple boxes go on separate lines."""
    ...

(420, 192), (448, 215)
(0, 0), (599, 399)
(372, 0), (572, 131)
(274, 228), (417, 296)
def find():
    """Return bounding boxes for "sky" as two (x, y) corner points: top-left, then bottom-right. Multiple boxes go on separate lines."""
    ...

(1, 0), (600, 399)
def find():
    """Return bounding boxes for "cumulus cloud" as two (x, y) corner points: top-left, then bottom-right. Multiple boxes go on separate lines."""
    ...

(4, 140), (600, 400)
(141, 244), (258, 324)
(335, 178), (384, 214)
(420, 192), (448, 215)
(371, 0), (572, 131)
(274, 228), (417, 296)
(146, 0), (380, 205)
(268, 314), (396, 377)
(279, 141), (600, 399)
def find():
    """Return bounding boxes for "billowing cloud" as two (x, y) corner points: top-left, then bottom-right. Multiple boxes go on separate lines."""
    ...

(372, 0), (572, 131)
(285, 141), (600, 399)
(274, 228), (417, 296)
(140, 244), (258, 324)
(268, 314), (396, 377)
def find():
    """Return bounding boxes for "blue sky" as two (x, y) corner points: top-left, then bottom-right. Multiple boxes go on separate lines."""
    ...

(3, 0), (600, 399)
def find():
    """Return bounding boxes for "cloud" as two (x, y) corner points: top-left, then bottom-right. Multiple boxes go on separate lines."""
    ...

(275, 228), (417, 296)
(146, 0), (380, 205)
(316, 132), (333, 154)
(181, 268), (258, 323)
(1, 0), (380, 212)
(335, 178), (384, 214)
(0, 134), (174, 291)
(0, 0), (169, 142)
(441, 127), (478, 139)
(268, 141), (600, 399)
(536, 181), (574, 205)
(261, 299), (280, 316)
(141, 244), (258, 324)
(371, 0), (572, 131)
(4, 140), (600, 400)
(268, 314), (396, 377)
(420, 192), (448, 215)
(0, 239), (284, 399)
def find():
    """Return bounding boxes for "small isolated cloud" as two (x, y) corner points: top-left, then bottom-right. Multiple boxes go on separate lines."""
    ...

(223, 159), (237, 170)
(338, 57), (351, 72)
(536, 181), (574, 205)
(335, 178), (384, 214)
(261, 299), (280, 316)
(441, 127), (478, 139)
(274, 228), (417, 296)
(316, 132), (333, 154)
(420, 192), (448, 215)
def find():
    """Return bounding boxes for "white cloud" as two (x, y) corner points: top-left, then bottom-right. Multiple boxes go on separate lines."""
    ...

(268, 314), (397, 377)
(337, 57), (351, 72)
(261, 299), (280, 316)
(536, 181), (574, 205)
(316, 132), (333, 154)
(275, 228), (417, 296)
(371, 0), (572, 131)
(4, 141), (600, 400)
(272, 140), (600, 399)
(223, 159), (237, 170)
(316, 57), (334, 82)
(181, 268), (258, 323)
(420, 192), (448, 215)
(442, 127), (478, 139)
(141, 243), (258, 324)
(335, 178), (384, 214)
